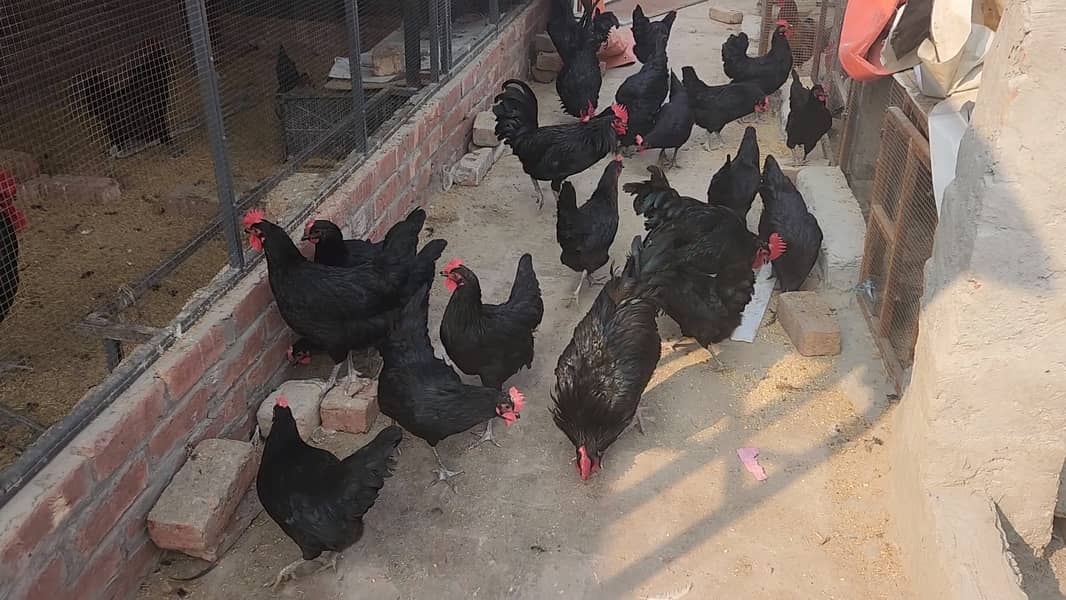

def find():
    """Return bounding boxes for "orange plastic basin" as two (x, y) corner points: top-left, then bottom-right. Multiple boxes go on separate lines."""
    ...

(838, 0), (906, 81)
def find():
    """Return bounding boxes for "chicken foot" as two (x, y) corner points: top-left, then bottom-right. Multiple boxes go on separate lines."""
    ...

(342, 353), (372, 395)
(430, 446), (463, 492)
(567, 274), (584, 307)
(265, 551), (340, 589)
(703, 132), (725, 151)
(530, 177), (546, 211)
(657, 148), (681, 170)
(467, 418), (502, 450)
(705, 346), (728, 372)
(790, 146), (808, 166)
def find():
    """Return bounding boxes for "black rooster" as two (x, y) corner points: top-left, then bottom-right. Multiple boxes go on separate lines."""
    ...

(556, 158), (622, 304)
(493, 79), (627, 209)
(615, 33), (669, 149)
(758, 155), (822, 291)
(244, 209), (406, 396)
(681, 67), (767, 149)
(550, 0), (619, 120)
(552, 236), (663, 481)
(439, 254), (543, 446)
(377, 284), (525, 488)
(786, 79), (833, 164)
(706, 126), (761, 218)
(631, 6), (676, 64)
(257, 399), (402, 588)
(722, 23), (793, 96)
(276, 44), (311, 95)
(635, 70), (693, 169)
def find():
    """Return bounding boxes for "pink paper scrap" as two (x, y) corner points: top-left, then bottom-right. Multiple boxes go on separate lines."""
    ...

(737, 447), (768, 481)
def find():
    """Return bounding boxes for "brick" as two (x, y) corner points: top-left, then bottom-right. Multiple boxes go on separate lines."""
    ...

(70, 540), (122, 592)
(321, 380), (379, 433)
(0, 148), (41, 182)
(23, 554), (66, 599)
(221, 317), (268, 388)
(18, 175), (121, 203)
(373, 173), (402, 218)
(76, 458), (147, 554)
(148, 383), (213, 462)
(105, 538), (159, 600)
(460, 70), (479, 97)
(472, 111), (499, 147)
(532, 66), (556, 83)
(708, 6), (744, 24)
(777, 291), (841, 356)
(535, 51), (562, 72)
(256, 380), (322, 440)
(534, 32), (555, 53)
(147, 439), (258, 561)
(453, 148), (495, 186)
(370, 44), (404, 77)
(230, 272), (273, 335)
(71, 379), (166, 480)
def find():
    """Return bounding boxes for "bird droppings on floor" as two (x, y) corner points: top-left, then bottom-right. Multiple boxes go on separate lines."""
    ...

(137, 1), (912, 598)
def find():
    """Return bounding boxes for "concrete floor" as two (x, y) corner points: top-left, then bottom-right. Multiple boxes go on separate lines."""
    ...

(139, 2), (913, 598)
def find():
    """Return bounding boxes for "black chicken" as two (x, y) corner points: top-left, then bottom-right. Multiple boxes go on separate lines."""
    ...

(786, 81), (833, 165)
(631, 6), (676, 64)
(257, 399), (402, 588)
(635, 70), (693, 169)
(626, 166), (785, 369)
(244, 209), (406, 396)
(681, 67), (767, 149)
(493, 79), (627, 209)
(556, 158), (622, 304)
(0, 171), (26, 325)
(439, 254), (543, 445)
(550, 0), (619, 120)
(721, 32), (749, 69)
(276, 44), (311, 95)
(788, 69), (810, 114)
(758, 155), (822, 291)
(706, 126), (761, 218)
(722, 23), (793, 96)
(78, 39), (174, 158)
(552, 236), (663, 481)
(377, 284), (525, 488)
(615, 34), (669, 150)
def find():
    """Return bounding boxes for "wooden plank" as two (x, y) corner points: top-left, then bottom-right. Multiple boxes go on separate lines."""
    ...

(877, 131), (920, 334)
(871, 204), (894, 237)
(76, 314), (161, 343)
(857, 292), (906, 394)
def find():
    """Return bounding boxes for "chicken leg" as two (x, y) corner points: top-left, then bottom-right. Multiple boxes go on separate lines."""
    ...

(567, 273), (584, 306)
(530, 176), (546, 210)
(790, 146), (805, 166)
(467, 418), (501, 450)
(705, 345), (728, 372)
(265, 551), (340, 589)
(703, 131), (725, 151)
(342, 353), (371, 395)
(430, 446), (463, 492)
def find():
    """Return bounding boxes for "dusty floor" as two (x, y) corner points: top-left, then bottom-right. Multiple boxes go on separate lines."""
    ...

(139, 2), (912, 598)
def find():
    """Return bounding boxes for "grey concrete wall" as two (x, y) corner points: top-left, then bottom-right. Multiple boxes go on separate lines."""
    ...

(891, 0), (1066, 595)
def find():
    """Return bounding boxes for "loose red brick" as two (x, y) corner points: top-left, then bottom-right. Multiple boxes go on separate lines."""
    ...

(69, 540), (122, 593)
(777, 291), (841, 356)
(321, 380), (379, 434)
(75, 458), (147, 555)
(147, 439), (258, 561)
(71, 379), (166, 480)
(18, 175), (121, 203)
(256, 381), (322, 440)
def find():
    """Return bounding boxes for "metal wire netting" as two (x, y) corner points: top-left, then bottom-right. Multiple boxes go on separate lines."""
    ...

(757, 0), (835, 81)
(0, 0), (517, 478)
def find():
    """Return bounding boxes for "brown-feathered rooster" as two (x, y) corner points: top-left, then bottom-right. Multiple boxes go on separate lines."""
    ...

(493, 79), (628, 209)
(257, 400), (402, 588)
(439, 254), (543, 446)
(244, 209), (406, 396)
(722, 23), (793, 96)
(626, 166), (785, 369)
(631, 6), (676, 64)
(552, 236), (663, 481)
(758, 155), (822, 291)
(556, 157), (622, 304)
(377, 284), (525, 488)
(706, 126), (761, 218)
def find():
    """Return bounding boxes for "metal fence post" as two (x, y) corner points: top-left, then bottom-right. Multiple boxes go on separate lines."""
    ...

(489, 0), (500, 28)
(344, 0), (368, 153)
(403, 0), (422, 87)
(441, 0), (453, 72)
(429, 0), (441, 81)
(811, 0), (831, 83)
(184, 0), (244, 270)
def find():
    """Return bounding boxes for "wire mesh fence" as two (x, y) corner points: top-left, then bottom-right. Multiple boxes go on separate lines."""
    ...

(857, 106), (937, 387)
(757, 0), (835, 81)
(0, 0), (523, 477)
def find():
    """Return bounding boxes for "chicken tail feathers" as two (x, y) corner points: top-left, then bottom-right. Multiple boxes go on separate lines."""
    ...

(506, 253), (545, 329)
(379, 283), (434, 363)
(493, 80), (540, 146)
(380, 208), (426, 261)
(339, 425), (404, 516)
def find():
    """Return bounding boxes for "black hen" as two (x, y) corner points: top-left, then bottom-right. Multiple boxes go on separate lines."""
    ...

(758, 155), (822, 291)
(493, 79), (627, 209)
(635, 70), (693, 169)
(788, 69), (810, 114)
(706, 126), (761, 218)
(721, 32), (749, 68)
(556, 158), (622, 304)
(786, 81), (832, 164)
(303, 208), (426, 268)
(615, 33), (669, 148)
(552, 236), (663, 481)
(629, 164), (706, 232)
(439, 253), (544, 406)
(276, 44), (311, 94)
(377, 284), (525, 487)
(631, 6), (676, 64)
(626, 166), (785, 369)
(257, 401), (402, 589)
(722, 23), (793, 95)
(244, 210), (406, 396)
(681, 67), (766, 148)
(553, 3), (620, 120)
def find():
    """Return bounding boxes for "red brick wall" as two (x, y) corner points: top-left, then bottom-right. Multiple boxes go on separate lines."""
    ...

(0, 2), (548, 597)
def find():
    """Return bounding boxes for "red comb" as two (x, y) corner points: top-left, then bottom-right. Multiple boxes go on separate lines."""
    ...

(242, 208), (265, 229)
(443, 258), (463, 273)
(276, 396), (288, 408)
(611, 103), (628, 124)
(769, 233), (787, 259)
(508, 386), (524, 413)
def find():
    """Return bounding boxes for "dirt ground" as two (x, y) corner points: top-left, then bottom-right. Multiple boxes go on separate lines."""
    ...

(137, 2), (913, 598)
